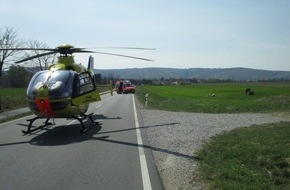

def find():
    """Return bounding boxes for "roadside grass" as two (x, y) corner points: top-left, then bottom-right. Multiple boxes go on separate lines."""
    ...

(0, 112), (32, 124)
(0, 88), (27, 112)
(196, 122), (290, 190)
(135, 83), (290, 113)
(135, 83), (290, 189)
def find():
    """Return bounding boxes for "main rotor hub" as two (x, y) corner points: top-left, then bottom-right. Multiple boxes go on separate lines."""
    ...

(57, 44), (76, 55)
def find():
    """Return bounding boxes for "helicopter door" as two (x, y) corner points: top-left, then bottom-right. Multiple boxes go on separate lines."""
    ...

(72, 72), (101, 105)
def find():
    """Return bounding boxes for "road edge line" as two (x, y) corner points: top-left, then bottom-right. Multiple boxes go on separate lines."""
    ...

(132, 94), (152, 190)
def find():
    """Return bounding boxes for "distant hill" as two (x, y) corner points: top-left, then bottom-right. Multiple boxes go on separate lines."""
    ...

(94, 67), (290, 81)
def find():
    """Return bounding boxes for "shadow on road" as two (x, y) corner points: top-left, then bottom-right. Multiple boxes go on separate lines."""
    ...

(93, 135), (196, 160)
(29, 123), (102, 146)
(2, 116), (197, 160)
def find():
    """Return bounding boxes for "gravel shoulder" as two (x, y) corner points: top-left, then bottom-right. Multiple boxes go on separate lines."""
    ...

(139, 109), (290, 190)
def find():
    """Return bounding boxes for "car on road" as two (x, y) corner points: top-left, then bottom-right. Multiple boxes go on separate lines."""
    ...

(114, 80), (135, 94)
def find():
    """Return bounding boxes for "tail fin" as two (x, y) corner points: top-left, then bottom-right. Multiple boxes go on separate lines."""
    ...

(88, 55), (94, 70)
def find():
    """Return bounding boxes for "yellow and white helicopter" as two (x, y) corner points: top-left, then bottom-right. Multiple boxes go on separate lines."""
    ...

(0, 44), (153, 134)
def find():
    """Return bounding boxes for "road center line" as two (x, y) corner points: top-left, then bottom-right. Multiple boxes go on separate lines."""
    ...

(67, 120), (76, 125)
(96, 104), (102, 109)
(132, 94), (152, 190)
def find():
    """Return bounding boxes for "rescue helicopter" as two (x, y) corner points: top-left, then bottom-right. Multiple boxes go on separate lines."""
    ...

(0, 44), (153, 134)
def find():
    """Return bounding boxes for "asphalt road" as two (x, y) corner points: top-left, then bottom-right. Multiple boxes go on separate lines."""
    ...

(0, 93), (163, 190)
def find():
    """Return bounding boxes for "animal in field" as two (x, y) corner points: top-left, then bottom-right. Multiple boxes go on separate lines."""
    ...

(245, 88), (255, 95)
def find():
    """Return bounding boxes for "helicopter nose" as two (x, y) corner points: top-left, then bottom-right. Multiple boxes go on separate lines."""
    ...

(36, 98), (55, 118)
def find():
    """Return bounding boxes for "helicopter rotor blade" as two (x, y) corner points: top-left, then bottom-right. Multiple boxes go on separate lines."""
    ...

(86, 47), (156, 50)
(93, 51), (154, 61)
(1, 44), (155, 63)
(0, 47), (57, 51)
(15, 52), (56, 63)
(74, 49), (96, 53)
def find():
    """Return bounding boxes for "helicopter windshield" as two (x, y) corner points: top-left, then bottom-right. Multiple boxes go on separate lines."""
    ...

(27, 70), (75, 99)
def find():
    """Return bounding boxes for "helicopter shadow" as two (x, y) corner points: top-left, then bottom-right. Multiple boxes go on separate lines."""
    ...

(16, 114), (120, 146)
(92, 114), (122, 120)
(29, 121), (102, 146)
(92, 135), (197, 160)
(89, 122), (197, 160)
(28, 121), (174, 146)
(26, 118), (196, 160)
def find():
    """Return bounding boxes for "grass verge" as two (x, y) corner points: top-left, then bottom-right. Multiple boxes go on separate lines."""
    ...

(196, 122), (290, 190)
(0, 112), (32, 124)
(0, 88), (27, 112)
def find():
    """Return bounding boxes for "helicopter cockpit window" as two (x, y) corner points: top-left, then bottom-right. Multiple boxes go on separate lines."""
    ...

(73, 72), (95, 97)
(27, 70), (75, 99)
(27, 71), (49, 99)
(47, 71), (74, 99)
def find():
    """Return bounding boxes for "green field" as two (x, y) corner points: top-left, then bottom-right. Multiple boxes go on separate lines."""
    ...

(136, 83), (290, 189)
(0, 88), (27, 111)
(136, 83), (290, 113)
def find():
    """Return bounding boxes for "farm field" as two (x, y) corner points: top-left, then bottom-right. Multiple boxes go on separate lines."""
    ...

(136, 83), (290, 113)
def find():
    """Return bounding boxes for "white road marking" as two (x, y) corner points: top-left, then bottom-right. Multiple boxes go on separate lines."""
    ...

(66, 120), (76, 125)
(132, 94), (152, 190)
(96, 104), (102, 109)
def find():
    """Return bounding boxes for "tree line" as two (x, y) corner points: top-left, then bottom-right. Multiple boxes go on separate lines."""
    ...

(0, 27), (113, 88)
(0, 26), (56, 87)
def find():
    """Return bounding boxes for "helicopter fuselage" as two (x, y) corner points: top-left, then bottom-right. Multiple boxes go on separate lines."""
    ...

(0, 43), (150, 133)
(27, 55), (101, 118)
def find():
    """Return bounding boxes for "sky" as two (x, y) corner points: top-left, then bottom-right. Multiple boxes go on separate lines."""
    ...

(1, 0), (290, 71)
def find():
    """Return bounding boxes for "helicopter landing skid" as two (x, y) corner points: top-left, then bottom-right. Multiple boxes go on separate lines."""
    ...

(22, 117), (53, 135)
(72, 113), (97, 133)
(22, 114), (97, 134)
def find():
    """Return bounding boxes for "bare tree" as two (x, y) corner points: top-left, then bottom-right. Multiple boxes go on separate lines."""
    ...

(24, 40), (56, 70)
(0, 27), (23, 78)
